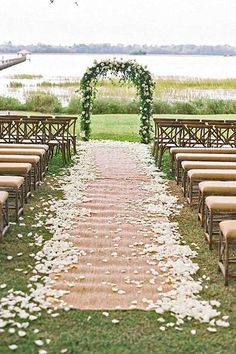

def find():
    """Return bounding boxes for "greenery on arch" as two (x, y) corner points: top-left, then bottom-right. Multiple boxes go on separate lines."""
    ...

(79, 59), (154, 143)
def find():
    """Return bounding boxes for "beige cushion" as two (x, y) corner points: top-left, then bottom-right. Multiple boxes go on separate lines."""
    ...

(48, 140), (60, 145)
(199, 181), (236, 194)
(0, 191), (9, 204)
(0, 176), (24, 188)
(0, 144), (49, 151)
(176, 153), (236, 162)
(0, 155), (40, 164)
(0, 148), (45, 156)
(0, 163), (32, 173)
(171, 147), (236, 155)
(182, 161), (236, 170)
(206, 196), (236, 210)
(220, 220), (236, 240)
(188, 169), (236, 180)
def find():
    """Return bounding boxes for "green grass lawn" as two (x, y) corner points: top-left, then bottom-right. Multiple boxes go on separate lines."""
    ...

(76, 113), (236, 142)
(1, 113), (236, 353)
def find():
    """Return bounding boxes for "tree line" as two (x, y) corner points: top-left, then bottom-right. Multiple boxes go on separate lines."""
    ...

(1, 42), (236, 55)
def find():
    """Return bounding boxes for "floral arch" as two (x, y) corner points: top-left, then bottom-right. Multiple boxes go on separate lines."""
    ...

(79, 59), (154, 143)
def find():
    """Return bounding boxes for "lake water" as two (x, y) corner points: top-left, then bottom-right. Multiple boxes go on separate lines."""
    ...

(0, 53), (236, 104)
(1, 53), (236, 79)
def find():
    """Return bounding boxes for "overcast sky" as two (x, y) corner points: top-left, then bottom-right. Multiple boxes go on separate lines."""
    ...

(1, 0), (236, 46)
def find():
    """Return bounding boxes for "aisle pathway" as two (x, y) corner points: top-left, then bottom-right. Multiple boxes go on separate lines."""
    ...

(52, 142), (170, 310)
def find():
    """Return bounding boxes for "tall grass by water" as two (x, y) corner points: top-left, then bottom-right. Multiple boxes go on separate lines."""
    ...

(35, 78), (236, 90)
(11, 74), (43, 79)
(0, 77), (236, 114)
(9, 81), (23, 88)
(0, 91), (235, 115)
(3, 77), (236, 105)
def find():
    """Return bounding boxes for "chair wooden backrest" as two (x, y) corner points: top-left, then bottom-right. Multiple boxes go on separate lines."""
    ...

(210, 124), (236, 147)
(54, 116), (78, 140)
(154, 121), (183, 148)
(15, 119), (43, 143)
(0, 119), (16, 143)
(180, 123), (211, 147)
(43, 119), (70, 144)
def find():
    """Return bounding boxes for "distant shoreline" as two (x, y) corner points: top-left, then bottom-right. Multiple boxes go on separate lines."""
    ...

(0, 52), (235, 57)
(0, 43), (236, 56)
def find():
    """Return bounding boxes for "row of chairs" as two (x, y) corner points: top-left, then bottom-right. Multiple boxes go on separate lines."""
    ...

(153, 117), (236, 168)
(169, 146), (236, 286)
(0, 115), (78, 163)
(0, 143), (49, 239)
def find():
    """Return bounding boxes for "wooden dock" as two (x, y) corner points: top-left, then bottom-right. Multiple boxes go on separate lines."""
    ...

(0, 56), (26, 71)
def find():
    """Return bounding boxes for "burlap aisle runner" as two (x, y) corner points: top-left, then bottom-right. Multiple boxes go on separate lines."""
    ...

(52, 142), (169, 310)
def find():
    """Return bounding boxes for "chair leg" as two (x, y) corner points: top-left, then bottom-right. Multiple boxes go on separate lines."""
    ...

(170, 154), (175, 175)
(205, 208), (213, 250)
(0, 204), (3, 240)
(73, 137), (77, 154)
(33, 166), (37, 190)
(176, 161), (181, 184)
(61, 143), (67, 164)
(154, 146), (159, 164)
(15, 189), (19, 223)
(224, 241), (229, 286)
(67, 141), (71, 161)
(198, 192), (205, 227)
(157, 148), (164, 169)
(3, 199), (9, 236)
(187, 179), (193, 204)
(182, 170), (187, 196)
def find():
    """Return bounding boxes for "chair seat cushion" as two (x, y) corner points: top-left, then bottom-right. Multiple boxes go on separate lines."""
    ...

(220, 220), (236, 240)
(188, 169), (236, 180)
(0, 155), (40, 164)
(182, 161), (236, 170)
(199, 181), (236, 193)
(176, 153), (236, 162)
(171, 147), (236, 155)
(0, 191), (9, 204)
(0, 144), (49, 151)
(0, 163), (32, 173)
(48, 140), (60, 145)
(206, 196), (236, 210)
(0, 148), (45, 156)
(0, 176), (24, 188)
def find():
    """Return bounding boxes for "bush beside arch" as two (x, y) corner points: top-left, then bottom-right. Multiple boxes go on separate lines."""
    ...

(80, 59), (154, 143)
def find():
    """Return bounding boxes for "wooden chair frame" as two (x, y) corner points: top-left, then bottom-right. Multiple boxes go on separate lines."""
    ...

(0, 198), (9, 239)
(16, 119), (44, 144)
(54, 116), (78, 154)
(218, 229), (236, 286)
(43, 119), (71, 163)
(198, 189), (236, 227)
(205, 207), (236, 250)
(153, 121), (183, 168)
(0, 185), (24, 222)
(153, 118), (236, 168)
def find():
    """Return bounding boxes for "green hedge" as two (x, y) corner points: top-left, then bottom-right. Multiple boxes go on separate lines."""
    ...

(25, 91), (62, 113)
(0, 96), (23, 111)
(0, 93), (236, 115)
(65, 97), (236, 115)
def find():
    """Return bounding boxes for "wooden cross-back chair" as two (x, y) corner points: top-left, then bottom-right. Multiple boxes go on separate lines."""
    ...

(15, 119), (44, 144)
(0, 119), (17, 143)
(209, 124), (236, 148)
(54, 116), (78, 154)
(153, 120), (184, 168)
(153, 117), (236, 168)
(180, 123), (211, 148)
(43, 119), (71, 163)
